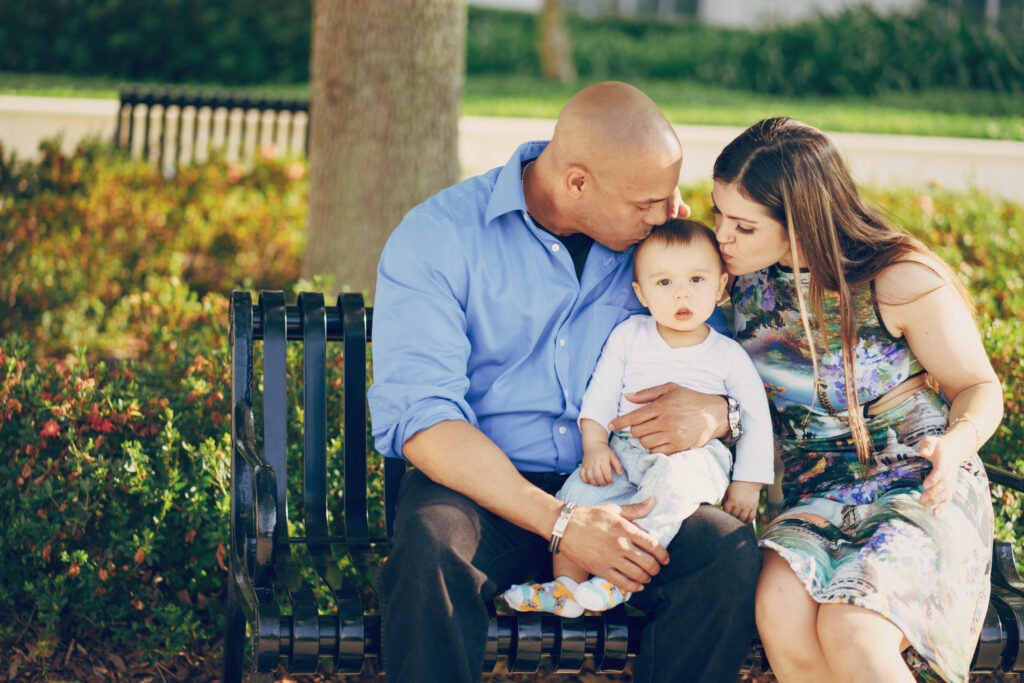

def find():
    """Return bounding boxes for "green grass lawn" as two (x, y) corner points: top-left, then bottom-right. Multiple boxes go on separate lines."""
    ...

(3, 71), (1024, 141)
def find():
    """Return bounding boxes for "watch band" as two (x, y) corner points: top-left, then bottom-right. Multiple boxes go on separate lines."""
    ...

(723, 395), (742, 446)
(548, 502), (576, 554)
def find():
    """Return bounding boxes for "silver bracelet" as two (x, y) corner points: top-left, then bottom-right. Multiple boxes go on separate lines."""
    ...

(949, 415), (981, 451)
(548, 502), (576, 554)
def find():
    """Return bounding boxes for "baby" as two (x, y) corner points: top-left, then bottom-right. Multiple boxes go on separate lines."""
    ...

(504, 219), (774, 616)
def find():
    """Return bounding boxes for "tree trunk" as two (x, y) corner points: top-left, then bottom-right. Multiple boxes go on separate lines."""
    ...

(304, 0), (465, 301)
(538, 0), (577, 83)
(984, 0), (1000, 29)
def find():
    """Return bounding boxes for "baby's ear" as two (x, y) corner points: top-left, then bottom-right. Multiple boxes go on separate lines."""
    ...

(716, 271), (728, 298)
(632, 281), (647, 307)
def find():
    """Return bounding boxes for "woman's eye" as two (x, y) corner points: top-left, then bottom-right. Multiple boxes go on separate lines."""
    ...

(711, 205), (721, 214)
(736, 225), (755, 235)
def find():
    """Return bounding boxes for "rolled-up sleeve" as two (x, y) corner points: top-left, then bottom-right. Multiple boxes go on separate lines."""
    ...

(368, 208), (477, 459)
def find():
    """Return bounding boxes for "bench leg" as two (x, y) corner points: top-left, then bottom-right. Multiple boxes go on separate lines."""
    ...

(223, 584), (246, 683)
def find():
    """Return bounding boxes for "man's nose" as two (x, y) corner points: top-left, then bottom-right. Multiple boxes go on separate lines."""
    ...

(645, 200), (669, 226)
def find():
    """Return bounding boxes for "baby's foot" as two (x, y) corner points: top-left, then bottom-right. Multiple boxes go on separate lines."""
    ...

(573, 577), (630, 612)
(502, 577), (584, 618)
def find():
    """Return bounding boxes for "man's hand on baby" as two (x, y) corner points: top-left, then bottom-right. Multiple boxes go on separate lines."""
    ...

(609, 382), (724, 454)
(559, 498), (669, 594)
(722, 481), (762, 524)
(580, 445), (623, 486)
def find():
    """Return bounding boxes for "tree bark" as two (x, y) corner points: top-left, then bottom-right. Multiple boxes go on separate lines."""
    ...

(538, 0), (577, 83)
(304, 0), (466, 300)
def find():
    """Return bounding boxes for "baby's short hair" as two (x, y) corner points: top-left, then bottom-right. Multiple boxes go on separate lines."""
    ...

(633, 218), (723, 281)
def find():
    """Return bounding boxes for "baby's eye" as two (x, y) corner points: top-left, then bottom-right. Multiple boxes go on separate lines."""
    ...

(691, 276), (705, 283)
(656, 278), (671, 286)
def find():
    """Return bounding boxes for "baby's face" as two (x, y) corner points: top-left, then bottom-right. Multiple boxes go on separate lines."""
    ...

(632, 238), (728, 345)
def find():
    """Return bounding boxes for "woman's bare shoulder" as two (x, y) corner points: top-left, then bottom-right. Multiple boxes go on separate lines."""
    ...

(873, 255), (951, 306)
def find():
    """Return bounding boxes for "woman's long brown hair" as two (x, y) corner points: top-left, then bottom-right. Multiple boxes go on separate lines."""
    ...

(713, 117), (970, 461)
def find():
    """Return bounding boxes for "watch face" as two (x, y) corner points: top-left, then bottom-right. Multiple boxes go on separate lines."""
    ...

(727, 397), (740, 436)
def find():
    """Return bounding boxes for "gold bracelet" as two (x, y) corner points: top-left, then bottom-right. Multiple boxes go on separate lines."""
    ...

(949, 415), (981, 450)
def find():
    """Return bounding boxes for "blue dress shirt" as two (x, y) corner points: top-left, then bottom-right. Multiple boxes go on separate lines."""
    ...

(368, 140), (725, 473)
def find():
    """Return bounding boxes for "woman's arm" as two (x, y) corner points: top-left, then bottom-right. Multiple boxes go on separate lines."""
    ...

(875, 259), (1004, 510)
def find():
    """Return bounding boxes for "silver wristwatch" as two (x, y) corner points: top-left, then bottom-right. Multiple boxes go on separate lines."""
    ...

(725, 395), (741, 442)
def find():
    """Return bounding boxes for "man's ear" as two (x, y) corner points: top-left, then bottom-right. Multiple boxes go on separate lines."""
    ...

(565, 165), (588, 198)
(632, 281), (647, 307)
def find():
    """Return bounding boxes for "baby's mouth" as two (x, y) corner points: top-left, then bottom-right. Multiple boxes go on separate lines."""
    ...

(674, 308), (692, 320)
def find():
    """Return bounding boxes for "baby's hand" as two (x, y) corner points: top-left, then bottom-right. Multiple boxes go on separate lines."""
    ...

(580, 444), (623, 486)
(722, 481), (762, 524)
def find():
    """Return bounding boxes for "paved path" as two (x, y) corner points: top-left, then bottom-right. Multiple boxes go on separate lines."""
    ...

(3, 95), (1024, 202)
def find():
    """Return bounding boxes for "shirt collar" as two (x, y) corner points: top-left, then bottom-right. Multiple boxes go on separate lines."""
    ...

(484, 140), (549, 225)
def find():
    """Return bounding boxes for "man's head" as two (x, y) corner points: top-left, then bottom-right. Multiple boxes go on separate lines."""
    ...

(631, 219), (728, 341)
(528, 82), (682, 252)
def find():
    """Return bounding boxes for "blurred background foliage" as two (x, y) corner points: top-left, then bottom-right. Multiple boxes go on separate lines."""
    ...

(0, 3), (1021, 97)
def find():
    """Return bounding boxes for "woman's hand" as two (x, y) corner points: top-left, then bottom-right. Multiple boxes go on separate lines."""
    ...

(668, 187), (690, 220)
(918, 432), (971, 514)
(581, 444), (623, 486)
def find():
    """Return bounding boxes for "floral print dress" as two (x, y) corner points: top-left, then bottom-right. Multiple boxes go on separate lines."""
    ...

(733, 265), (993, 683)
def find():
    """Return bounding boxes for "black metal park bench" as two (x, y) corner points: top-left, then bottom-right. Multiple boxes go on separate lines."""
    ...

(114, 85), (309, 169)
(224, 290), (1024, 681)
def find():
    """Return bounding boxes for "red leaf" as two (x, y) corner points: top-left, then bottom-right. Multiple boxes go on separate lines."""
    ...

(40, 419), (61, 438)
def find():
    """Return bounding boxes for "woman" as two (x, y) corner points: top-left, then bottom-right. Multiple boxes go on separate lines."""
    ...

(713, 118), (1002, 683)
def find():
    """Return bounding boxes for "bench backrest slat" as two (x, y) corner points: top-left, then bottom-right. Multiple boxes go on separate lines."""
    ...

(228, 291), (256, 580)
(259, 291), (290, 560)
(299, 293), (331, 563)
(342, 293), (371, 552)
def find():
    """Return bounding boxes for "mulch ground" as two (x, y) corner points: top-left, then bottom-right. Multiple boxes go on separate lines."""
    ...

(3, 634), (1021, 682)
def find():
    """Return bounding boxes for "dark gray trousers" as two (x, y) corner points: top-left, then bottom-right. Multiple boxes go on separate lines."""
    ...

(380, 469), (760, 683)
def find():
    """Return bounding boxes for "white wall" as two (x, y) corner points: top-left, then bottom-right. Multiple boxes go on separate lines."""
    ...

(472, 0), (923, 24)
(469, 0), (542, 10)
(697, 0), (922, 28)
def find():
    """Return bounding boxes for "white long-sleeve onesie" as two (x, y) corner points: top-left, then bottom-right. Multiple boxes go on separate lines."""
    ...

(579, 315), (774, 484)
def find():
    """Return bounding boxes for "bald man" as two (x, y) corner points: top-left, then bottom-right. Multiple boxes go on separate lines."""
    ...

(369, 82), (759, 682)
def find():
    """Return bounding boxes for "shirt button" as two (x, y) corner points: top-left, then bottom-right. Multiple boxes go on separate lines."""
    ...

(558, 338), (566, 346)
(558, 426), (567, 435)
(550, 243), (561, 252)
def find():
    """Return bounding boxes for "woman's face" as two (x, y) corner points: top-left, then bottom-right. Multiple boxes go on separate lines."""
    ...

(711, 180), (792, 276)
